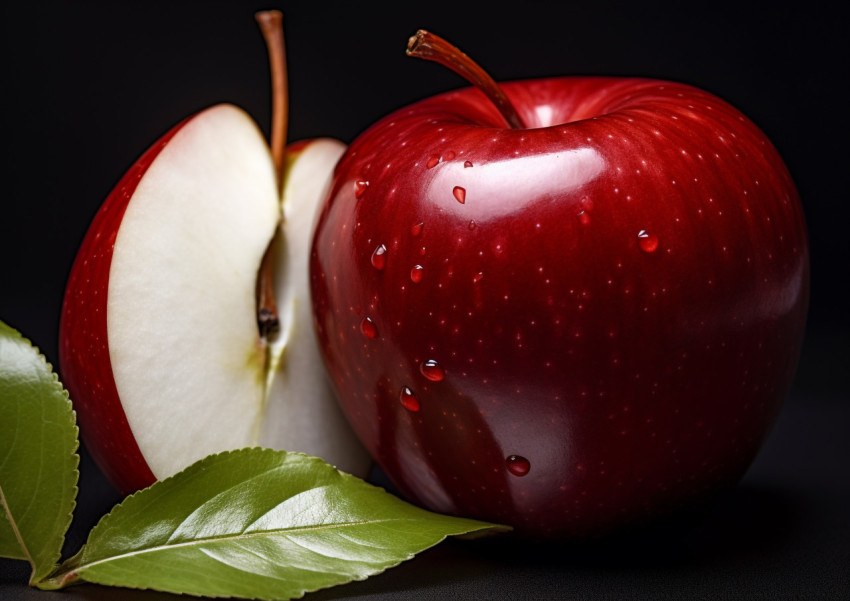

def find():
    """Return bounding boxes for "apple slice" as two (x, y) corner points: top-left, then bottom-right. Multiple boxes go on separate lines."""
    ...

(262, 137), (370, 477)
(105, 104), (276, 481)
(60, 106), (369, 494)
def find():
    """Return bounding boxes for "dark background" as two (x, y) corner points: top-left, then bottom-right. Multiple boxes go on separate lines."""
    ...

(1, 1), (847, 599)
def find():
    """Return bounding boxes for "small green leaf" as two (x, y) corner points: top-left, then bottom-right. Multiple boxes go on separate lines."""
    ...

(51, 448), (506, 599)
(0, 320), (79, 584)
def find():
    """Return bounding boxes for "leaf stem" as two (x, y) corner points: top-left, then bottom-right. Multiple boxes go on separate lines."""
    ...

(406, 30), (527, 129)
(35, 549), (83, 590)
(254, 10), (289, 339)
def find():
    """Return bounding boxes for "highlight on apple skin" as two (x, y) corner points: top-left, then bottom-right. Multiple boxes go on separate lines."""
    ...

(309, 75), (809, 539)
(59, 104), (370, 495)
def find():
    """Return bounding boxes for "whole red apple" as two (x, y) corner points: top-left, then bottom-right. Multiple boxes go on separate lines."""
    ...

(309, 32), (809, 538)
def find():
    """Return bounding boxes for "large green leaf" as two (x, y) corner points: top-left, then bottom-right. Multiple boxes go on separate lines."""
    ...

(46, 448), (506, 599)
(0, 320), (79, 583)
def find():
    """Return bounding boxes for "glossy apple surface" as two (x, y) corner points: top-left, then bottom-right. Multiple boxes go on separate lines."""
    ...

(310, 77), (809, 538)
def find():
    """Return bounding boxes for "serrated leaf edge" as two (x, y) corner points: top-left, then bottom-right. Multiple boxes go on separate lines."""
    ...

(72, 517), (498, 601)
(52, 448), (504, 600)
(0, 321), (80, 585)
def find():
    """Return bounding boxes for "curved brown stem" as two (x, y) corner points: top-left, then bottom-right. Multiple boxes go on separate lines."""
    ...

(406, 30), (526, 129)
(254, 10), (289, 339)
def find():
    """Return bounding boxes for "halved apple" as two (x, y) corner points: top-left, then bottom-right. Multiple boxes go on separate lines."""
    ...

(59, 104), (369, 495)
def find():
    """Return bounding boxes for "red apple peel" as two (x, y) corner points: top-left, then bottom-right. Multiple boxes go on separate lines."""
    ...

(310, 31), (809, 538)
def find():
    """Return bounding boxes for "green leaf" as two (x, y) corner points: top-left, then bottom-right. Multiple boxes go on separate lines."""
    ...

(0, 320), (79, 584)
(49, 448), (506, 599)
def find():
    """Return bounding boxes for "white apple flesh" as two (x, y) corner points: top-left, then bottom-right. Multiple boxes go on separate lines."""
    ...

(262, 138), (370, 477)
(60, 104), (369, 494)
(107, 104), (278, 478)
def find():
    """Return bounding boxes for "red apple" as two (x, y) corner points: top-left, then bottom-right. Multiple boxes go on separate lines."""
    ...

(59, 105), (369, 495)
(58, 13), (369, 496)
(309, 31), (809, 538)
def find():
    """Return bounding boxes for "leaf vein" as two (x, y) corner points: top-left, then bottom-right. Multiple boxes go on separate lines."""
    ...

(80, 516), (433, 572)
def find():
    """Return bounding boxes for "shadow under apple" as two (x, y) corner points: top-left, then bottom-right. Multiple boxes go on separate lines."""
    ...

(310, 482), (804, 599)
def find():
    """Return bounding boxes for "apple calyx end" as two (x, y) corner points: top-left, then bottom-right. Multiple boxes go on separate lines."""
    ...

(258, 308), (281, 339)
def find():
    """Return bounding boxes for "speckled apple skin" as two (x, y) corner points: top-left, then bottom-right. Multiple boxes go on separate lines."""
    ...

(310, 77), (808, 538)
(59, 124), (183, 495)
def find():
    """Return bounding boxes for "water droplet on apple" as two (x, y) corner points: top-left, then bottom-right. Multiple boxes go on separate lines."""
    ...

(410, 265), (424, 283)
(473, 272), (484, 283)
(426, 155), (440, 169)
(399, 386), (420, 411)
(468, 220), (477, 230)
(578, 210), (591, 225)
(360, 317), (377, 339)
(420, 359), (445, 382)
(419, 246), (427, 256)
(464, 160), (473, 168)
(453, 186), (466, 204)
(354, 180), (368, 198)
(443, 150), (456, 161)
(506, 455), (531, 477)
(637, 230), (659, 253)
(411, 222), (424, 237)
(371, 244), (388, 270)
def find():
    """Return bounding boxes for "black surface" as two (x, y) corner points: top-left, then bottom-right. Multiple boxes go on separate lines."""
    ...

(2, 373), (848, 600)
(1, 1), (848, 599)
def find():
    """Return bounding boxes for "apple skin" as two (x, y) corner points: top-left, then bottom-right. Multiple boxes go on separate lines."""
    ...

(59, 122), (182, 494)
(58, 106), (363, 496)
(310, 77), (809, 538)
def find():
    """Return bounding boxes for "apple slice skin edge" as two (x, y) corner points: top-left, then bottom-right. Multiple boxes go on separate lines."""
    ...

(310, 76), (809, 538)
(59, 106), (368, 496)
(58, 120), (183, 494)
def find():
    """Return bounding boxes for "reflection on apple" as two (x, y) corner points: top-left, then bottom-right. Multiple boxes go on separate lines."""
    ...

(309, 31), (809, 538)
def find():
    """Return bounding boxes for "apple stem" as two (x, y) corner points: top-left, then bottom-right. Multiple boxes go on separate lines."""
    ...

(406, 30), (527, 129)
(256, 10), (289, 186)
(254, 10), (289, 339)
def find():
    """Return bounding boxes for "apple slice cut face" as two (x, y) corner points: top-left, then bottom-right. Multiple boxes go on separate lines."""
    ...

(261, 139), (372, 478)
(106, 104), (280, 480)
